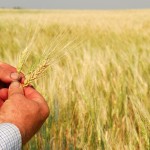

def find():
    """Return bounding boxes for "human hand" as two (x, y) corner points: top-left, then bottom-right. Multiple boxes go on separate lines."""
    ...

(0, 62), (24, 107)
(0, 81), (50, 144)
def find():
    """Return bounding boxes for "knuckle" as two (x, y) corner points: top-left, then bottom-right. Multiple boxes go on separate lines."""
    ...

(11, 93), (24, 99)
(42, 103), (50, 118)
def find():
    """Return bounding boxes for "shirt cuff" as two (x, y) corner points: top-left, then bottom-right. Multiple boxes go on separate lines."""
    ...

(0, 123), (22, 150)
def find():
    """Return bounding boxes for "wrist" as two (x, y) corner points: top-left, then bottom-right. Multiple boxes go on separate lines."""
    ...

(0, 117), (25, 144)
(0, 117), (5, 124)
(0, 123), (22, 149)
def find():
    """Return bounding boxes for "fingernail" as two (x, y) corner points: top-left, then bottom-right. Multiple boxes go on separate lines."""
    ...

(10, 81), (20, 88)
(10, 73), (20, 80)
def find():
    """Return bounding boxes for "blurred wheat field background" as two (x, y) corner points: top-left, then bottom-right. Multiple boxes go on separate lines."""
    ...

(0, 9), (150, 150)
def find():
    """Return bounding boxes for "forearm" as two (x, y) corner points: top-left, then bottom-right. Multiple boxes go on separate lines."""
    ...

(0, 123), (22, 150)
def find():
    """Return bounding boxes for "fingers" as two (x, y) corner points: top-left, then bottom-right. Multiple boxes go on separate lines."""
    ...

(0, 62), (17, 72)
(0, 88), (8, 101)
(0, 67), (19, 83)
(24, 86), (50, 118)
(24, 86), (45, 103)
(8, 81), (24, 98)
(0, 99), (4, 107)
(0, 62), (25, 83)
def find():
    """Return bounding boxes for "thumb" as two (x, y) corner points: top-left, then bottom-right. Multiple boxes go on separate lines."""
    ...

(8, 81), (24, 97)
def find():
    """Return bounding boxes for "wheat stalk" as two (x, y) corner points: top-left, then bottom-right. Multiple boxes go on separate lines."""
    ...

(17, 16), (44, 73)
(17, 27), (39, 73)
(17, 48), (32, 73)
(17, 23), (78, 87)
(23, 39), (76, 86)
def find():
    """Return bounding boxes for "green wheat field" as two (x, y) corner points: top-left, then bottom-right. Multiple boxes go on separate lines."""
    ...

(0, 9), (150, 150)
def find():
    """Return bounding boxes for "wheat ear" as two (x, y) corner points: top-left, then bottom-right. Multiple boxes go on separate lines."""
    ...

(23, 40), (74, 86)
